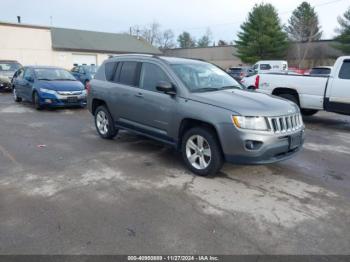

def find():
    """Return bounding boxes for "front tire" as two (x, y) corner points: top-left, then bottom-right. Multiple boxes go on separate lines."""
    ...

(181, 127), (224, 176)
(13, 87), (22, 102)
(33, 92), (42, 110)
(94, 105), (118, 139)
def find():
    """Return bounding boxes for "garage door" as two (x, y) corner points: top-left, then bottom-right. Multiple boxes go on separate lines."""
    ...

(72, 54), (97, 66)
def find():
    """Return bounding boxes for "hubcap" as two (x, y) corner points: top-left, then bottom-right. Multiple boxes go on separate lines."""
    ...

(96, 111), (109, 135)
(186, 135), (211, 170)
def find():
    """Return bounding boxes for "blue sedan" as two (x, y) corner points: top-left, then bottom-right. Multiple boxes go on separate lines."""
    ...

(12, 66), (87, 110)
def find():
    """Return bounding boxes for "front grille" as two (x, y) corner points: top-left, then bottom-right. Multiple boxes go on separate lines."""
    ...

(267, 113), (303, 133)
(57, 91), (82, 95)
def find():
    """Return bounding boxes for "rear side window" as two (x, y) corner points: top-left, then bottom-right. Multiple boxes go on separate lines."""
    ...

(260, 64), (271, 70)
(339, 60), (350, 80)
(105, 62), (118, 81)
(140, 63), (170, 92)
(119, 62), (140, 86)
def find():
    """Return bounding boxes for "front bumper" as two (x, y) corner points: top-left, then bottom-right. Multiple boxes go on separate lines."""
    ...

(38, 92), (87, 107)
(0, 81), (12, 91)
(218, 123), (305, 165)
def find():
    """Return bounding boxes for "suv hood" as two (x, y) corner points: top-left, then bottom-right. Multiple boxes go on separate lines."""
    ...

(38, 80), (84, 91)
(187, 89), (299, 117)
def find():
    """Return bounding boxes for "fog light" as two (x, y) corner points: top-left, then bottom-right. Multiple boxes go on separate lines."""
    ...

(245, 140), (262, 150)
(45, 99), (52, 104)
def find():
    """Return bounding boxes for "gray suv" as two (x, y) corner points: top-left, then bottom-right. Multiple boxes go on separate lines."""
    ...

(88, 55), (304, 176)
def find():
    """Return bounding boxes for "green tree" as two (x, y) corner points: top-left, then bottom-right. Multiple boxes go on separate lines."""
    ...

(177, 32), (196, 48)
(286, 2), (322, 42)
(197, 29), (212, 47)
(235, 3), (288, 63)
(334, 7), (350, 54)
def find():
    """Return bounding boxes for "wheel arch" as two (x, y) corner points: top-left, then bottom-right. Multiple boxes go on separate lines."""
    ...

(91, 98), (108, 115)
(272, 87), (300, 106)
(178, 118), (223, 152)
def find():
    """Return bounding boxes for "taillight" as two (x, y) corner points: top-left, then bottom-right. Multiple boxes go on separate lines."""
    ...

(254, 75), (260, 89)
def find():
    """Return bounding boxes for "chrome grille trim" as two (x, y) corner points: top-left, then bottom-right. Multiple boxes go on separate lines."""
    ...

(268, 113), (303, 133)
(57, 91), (82, 95)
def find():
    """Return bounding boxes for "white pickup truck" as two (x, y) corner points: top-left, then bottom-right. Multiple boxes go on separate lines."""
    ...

(241, 56), (350, 116)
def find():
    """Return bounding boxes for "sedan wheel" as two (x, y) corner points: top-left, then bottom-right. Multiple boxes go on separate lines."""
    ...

(13, 88), (22, 102)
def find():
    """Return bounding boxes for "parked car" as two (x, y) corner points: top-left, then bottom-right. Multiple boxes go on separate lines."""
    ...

(71, 65), (97, 88)
(0, 60), (22, 91)
(227, 66), (252, 81)
(252, 60), (288, 74)
(87, 55), (304, 176)
(241, 56), (350, 116)
(12, 66), (87, 109)
(309, 66), (332, 76)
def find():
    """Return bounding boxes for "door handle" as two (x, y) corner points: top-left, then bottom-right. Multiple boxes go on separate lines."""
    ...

(135, 92), (144, 98)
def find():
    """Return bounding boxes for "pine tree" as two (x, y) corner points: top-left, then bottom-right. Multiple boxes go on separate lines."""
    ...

(235, 3), (288, 63)
(177, 32), (196, 48)
(286, 2), (322, 42)
(334, 7), (350, 54)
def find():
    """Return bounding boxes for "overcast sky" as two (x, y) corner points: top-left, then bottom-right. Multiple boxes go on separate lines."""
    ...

(1, 0), (349, 44)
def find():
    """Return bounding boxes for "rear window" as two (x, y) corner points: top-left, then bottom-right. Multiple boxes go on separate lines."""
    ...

(119, 62), (140, 86)
(0, 62), (21, 71)
(105, 62), (118, 81)
(339, 61), (350, 80)
(310, 68), (331, 75)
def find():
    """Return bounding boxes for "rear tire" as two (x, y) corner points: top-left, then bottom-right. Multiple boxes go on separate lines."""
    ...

(33, 92), (42, 110)
(13, 87), (22, 102)
(94, 105), (118, 139)
(301, 109), (318, 116)
(181, 127), (224, 176)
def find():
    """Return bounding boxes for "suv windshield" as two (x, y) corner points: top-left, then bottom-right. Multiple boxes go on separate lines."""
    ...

(0, 62), (21, 72)
(35, 68), (76, 81)
(171, 63), (242, 92)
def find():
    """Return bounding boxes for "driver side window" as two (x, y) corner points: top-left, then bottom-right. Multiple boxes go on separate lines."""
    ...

(140, 63), (170, 93)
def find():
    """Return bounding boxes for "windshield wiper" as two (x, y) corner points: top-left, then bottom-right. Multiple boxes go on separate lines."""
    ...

(218, 85), (242, 90)
(192, 87), (220, 93)
(38, 78), (53, 81)
(52, 79), (76, 81)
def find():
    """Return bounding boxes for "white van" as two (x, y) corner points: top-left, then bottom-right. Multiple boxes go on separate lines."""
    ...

(253, 60), (288, 73)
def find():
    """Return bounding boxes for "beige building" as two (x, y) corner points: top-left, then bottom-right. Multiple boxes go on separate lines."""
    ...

(164, 45), (243, 69)
(164, 41), (345, 69)
(0, 22), (161, 69)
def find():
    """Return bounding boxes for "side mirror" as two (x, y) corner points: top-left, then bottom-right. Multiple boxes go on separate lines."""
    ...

(156, 81), (176, 95)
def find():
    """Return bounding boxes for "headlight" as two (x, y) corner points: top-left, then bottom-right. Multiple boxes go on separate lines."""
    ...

(232, 116), (269, 131)
(40, 88), (57, 95)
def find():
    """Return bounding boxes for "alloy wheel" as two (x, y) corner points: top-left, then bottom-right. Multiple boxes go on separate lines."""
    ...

(96, 110), (109, 135)
(185, 135), (212, 170)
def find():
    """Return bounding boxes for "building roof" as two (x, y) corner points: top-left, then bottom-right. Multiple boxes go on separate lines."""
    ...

(51, 27), (162, 55)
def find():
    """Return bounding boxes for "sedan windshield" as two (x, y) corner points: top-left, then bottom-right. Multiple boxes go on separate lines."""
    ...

(0, 62), (21, 72)
(83, 65), (97, 74)
(171, 63), (242, 92)
(35, 68), (76, 81)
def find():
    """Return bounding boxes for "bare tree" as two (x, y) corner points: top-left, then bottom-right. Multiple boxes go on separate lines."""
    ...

(141, 22), (161, 45)
(158, 29), (176, 49)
